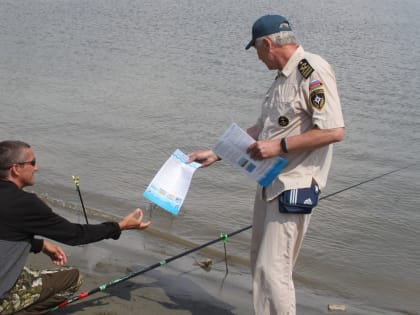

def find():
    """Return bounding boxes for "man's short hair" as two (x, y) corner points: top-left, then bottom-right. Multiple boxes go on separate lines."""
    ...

(0, 140), (31, 178)
(255, 31), (297, 48)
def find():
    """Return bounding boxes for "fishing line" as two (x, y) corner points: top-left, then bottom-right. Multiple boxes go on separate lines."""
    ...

(53, 163), (414, 311)
(318, 164), (415, 202)
(72, 176), (89, 224)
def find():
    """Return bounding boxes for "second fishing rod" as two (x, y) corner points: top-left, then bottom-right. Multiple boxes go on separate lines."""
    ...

(72, 176), (89, 224)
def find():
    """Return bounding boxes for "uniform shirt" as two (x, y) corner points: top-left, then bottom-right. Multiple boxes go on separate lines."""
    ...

(253, 46), (345, 201)
(0, 180), (121, 298)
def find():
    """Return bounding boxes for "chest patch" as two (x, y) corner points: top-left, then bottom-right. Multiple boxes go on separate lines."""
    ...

(278, 116), (289, 127)
(310, 89), (326, 110)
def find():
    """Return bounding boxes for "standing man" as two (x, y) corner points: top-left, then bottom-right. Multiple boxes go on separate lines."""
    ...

(188, 14), (344, 314)
(0, 140), (151, 315)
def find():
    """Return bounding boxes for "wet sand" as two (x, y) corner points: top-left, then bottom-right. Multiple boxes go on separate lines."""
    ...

(24, 236), (360, 315)
(27, 240), (252, 315)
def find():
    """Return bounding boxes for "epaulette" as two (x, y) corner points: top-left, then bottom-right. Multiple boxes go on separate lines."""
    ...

(298, 59), (314, 79)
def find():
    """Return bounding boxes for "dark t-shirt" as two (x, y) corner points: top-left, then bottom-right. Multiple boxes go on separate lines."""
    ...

(0, 180), (121, 298)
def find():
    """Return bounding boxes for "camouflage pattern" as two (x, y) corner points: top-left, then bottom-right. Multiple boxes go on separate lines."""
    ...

(0, 267), (81, 315)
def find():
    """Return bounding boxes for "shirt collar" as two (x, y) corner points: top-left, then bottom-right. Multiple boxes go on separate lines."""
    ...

(0, 179), (18, 188)
(278, 46), (305, 78)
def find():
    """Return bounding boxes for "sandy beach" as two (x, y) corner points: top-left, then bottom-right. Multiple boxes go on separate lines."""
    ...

(27, 237), (253, 315)
(24, 229), (365, 315)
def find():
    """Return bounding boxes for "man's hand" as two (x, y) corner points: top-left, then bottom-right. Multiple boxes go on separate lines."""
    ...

(119, 208), (151, 230)
(247, 140), (281, 160)
(187, 150), (220, 167)
(42, 240), (67, 266)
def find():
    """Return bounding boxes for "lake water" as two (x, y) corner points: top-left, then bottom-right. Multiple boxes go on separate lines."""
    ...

(1, 0), (419, 313)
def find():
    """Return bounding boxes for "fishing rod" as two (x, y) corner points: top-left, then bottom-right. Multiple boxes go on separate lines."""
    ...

(53, 163), (413, 311)
(72, 176), (89, 224)
(51, 226), (250, 312)
(318, 163), (414, 201)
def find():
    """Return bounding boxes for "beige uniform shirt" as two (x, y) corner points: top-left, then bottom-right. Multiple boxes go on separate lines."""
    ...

(253, 46), (345, 201)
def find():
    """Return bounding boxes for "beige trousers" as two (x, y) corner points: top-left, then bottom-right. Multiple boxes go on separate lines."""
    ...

(250, 188), (311, 315)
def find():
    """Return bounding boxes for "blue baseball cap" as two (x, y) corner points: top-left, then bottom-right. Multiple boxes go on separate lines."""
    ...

(245, 14), (292, 50)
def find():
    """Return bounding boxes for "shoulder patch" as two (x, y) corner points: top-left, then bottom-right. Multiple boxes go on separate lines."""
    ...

(310, 89), (326, 110)
(298, 59), (314, 79)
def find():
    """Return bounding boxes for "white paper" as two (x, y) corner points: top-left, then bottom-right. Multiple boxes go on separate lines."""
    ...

(212, 123), (287, 187)
(143, 149), (201, 215)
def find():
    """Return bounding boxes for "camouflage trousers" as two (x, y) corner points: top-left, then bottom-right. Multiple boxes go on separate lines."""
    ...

(0, 266), (82, 315)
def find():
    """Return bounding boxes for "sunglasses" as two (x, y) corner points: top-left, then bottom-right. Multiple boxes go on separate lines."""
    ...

(0, 159), (37, 170)
(17, 159), (37, 167)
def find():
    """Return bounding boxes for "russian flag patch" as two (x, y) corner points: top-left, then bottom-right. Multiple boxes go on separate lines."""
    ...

(309, 80), (322, 90)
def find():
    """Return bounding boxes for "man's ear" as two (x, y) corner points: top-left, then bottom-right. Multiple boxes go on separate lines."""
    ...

(10, 164), (20, 177)
(262, 37), (272, 49)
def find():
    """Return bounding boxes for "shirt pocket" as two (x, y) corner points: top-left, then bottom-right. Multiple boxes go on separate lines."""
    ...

(273, 83), (299, 117)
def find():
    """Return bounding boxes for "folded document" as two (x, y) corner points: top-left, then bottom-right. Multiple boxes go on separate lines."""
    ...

(212, 123), (287, 187)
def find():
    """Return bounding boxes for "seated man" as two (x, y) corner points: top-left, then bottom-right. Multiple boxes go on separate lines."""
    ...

(0, 140), (151, 315)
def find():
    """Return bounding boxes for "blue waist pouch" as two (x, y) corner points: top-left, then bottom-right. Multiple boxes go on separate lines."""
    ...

(278, 184), (320, 214)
